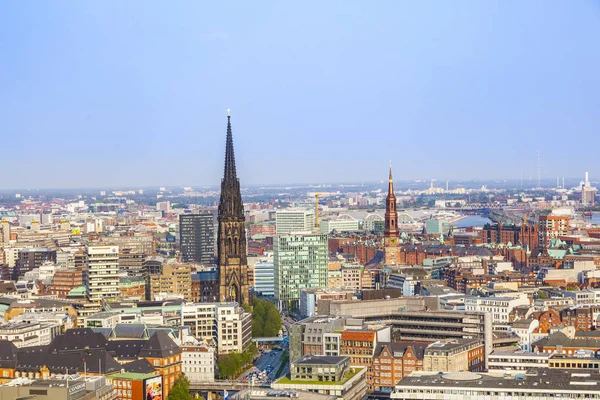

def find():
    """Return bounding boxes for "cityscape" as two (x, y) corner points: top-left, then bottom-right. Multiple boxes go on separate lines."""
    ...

(2, 2), (600, 400)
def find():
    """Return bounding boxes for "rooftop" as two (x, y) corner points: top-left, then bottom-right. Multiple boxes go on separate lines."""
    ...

(109, 372), (157, 380)
(293, 355), (349, 366)
(276, 368), (360, 386)
(396, 369), (600, 392)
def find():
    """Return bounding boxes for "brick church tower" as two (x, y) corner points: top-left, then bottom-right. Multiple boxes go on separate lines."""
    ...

(384, 164), (401, 265)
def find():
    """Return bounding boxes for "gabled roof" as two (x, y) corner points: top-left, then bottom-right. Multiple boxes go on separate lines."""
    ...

(106, 340), (146, 359)
(375, 342), (427, 360)
(49, 328), (107, 354)
(113, 323), (148, 339)
(0, 340), (18, 368)
(16, 344), (121, 374)
(138, 331), (181, 359)
(534, 331), (600, 349)
(121, 359), (155, 374)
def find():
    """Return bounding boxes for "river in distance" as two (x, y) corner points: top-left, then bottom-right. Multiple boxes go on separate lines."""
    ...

(453, 215), (492, 228)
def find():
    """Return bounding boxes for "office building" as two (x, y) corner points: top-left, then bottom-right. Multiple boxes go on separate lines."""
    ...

(45, 267), (85, 298)
(1, 220), (10, 243)
(272, 356), (367, 400)
(480, 222), (539, 248)
(391, 369), (600, 400)
(179, 213), (215, 264)
(118, 248), (146, 276)
(14, 248), (56, 279)
(276, 209), (315, 234)
(464, 293), (529, 324)
(425, 219), (450, 235)
(149, 263), (192, 301)
(325, 297), (493, 360)
(87, 245), (120, 302)
(191, 270), (219, 302)
(487, 351), (550, 371)
(181, 302), (252, 354)
(254, 261), (275, 297)
(423, 339), (485, 373)
(539, 215), (569, 247)
(274, 232), (328, 310)
(299, 288), (355, 318)
(319, 217), (359, 234)
(0, 322), (60, 348)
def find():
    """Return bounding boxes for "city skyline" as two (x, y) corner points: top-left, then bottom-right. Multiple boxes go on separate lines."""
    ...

(1, 1), (599, 188)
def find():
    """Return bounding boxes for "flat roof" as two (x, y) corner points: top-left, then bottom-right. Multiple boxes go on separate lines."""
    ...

(294, 355), (348, 366)
(396, 369), (600, 392)
(110, 372), (157, 380)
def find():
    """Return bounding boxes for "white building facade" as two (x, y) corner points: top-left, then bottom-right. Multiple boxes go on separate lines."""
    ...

(86, 245), (120, 301)
(181, 344), (215, 383)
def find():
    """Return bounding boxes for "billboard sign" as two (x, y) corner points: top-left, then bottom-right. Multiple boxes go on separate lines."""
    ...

(144, 376), (163, 400)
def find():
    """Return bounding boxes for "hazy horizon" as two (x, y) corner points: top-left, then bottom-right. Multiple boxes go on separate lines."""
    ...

(1, 1), (599, 189)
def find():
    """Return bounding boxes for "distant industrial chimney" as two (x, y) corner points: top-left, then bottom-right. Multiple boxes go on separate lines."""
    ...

(585, 171), (590, 187)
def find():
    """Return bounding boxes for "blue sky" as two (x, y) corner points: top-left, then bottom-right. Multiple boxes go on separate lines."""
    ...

(1, 1), (599, 189)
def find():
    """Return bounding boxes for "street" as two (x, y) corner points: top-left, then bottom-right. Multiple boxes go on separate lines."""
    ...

(238, 342), (289, 385)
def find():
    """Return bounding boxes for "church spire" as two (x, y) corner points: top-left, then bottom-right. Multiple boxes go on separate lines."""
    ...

(223, 109), (237, 182)
(385, 163), (399, 238)
(388, 161), (394, 194)
(217, 110), (250, 306)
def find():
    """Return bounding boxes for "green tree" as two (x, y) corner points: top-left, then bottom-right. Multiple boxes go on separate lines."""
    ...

(218, 354), (237, 378)
(252, 298), (282, 338)
(264, 307), (282, 337)
(252, 300), (267, 337)
(167, 375), (192, 400)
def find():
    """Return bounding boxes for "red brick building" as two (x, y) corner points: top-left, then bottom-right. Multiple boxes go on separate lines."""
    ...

(45, 267), (85, 298)
(372, 342), (426, 391)
(340, 330), (378, 389)
(561, 307), (593, 331)
(479, 223), (539, 249)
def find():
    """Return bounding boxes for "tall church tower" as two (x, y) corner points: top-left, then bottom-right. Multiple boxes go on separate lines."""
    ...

(217, 110), (251, 306)
(384, 164), (401, 265)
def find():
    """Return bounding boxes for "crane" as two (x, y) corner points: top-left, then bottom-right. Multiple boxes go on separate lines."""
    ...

(315, 193), (322, 231)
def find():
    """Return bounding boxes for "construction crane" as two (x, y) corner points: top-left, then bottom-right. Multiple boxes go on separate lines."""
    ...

(315, 193), (322, 231)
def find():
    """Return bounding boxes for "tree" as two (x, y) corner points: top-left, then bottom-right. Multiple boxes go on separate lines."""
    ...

(218, 353), (238, 378)
(252, 300), (267, 337)
(264, 307), (282, 337)
(167, 375), (192, 400)
(242, 302), (252, 313)
(252, 298), (282, 338)
(217, 345), (259, 379)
